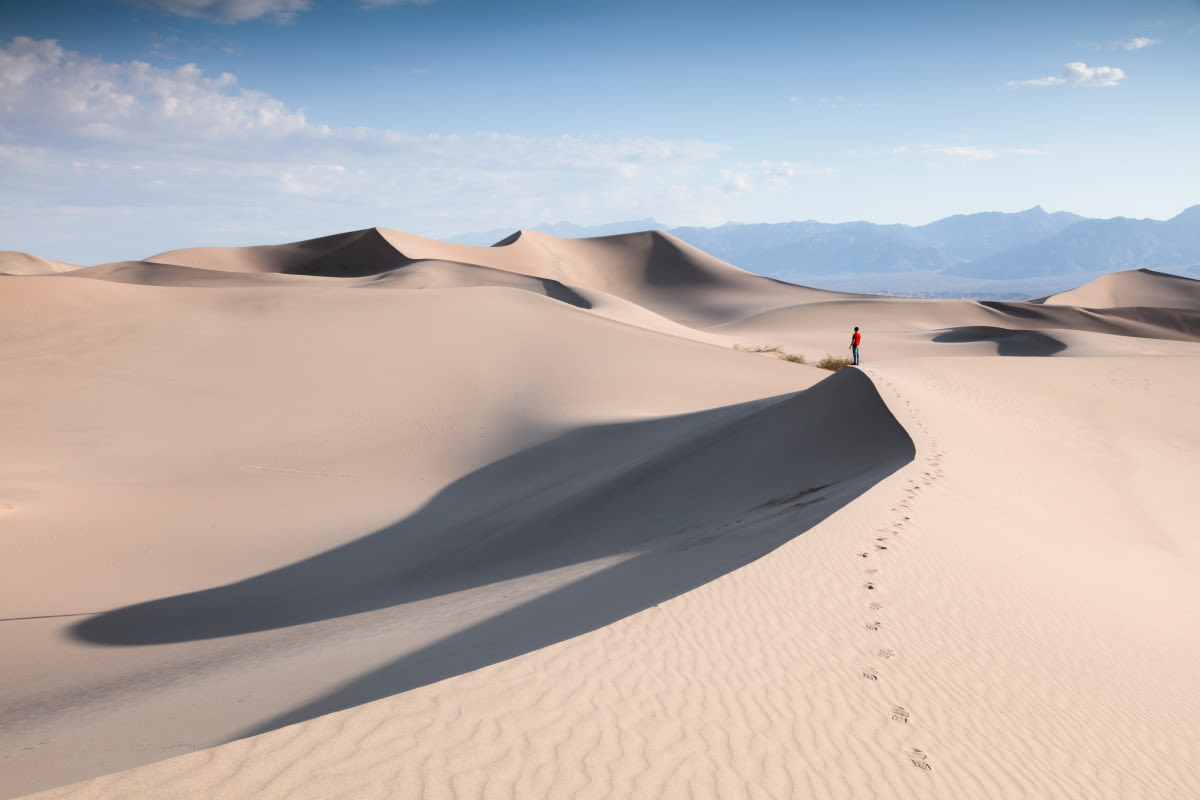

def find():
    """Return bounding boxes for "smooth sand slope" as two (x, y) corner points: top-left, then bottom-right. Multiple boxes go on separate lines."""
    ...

(3, 230), (1199, 799)
(0, 252), (82, 276)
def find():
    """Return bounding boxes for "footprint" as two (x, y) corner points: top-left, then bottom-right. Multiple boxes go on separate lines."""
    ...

(876, 648), (895, 659)
(864, 621), (881, 631)
(864, 568), (878, 575)
(861, 666), (879, 681)
(874, 544), (888, 551)
(906, 748), (932, 771)
(875, 537), (889, 543)
(863, 582), (875, 590)
(869, 602), (882, 610)
(858, 552), (870, 559)
(891, 706), (910, 723)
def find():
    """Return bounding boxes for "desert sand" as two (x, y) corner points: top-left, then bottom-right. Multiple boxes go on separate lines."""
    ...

(2, 229), (1198, 799)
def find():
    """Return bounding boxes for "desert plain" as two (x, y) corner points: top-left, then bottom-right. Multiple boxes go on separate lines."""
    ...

(2, 227), (1199, 799)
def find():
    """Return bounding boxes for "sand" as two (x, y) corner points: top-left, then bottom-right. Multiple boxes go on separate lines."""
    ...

(2, 231), (1198, 799)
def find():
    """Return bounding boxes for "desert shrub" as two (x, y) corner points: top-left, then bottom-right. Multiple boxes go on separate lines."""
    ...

(816, 354), (854, 372)
(734, 344), (808, 365)
(733, 344), (783, 354)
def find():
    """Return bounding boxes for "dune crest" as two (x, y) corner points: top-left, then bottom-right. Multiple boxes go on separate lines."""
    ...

(0, 251), (82, 275)
(147, 227), (406, 277)
(1040, 267), (1200, 310)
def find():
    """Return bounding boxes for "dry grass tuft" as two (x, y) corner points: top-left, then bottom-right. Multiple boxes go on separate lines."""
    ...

(734, 344), (807, 365)
(816, 354), (854, 372)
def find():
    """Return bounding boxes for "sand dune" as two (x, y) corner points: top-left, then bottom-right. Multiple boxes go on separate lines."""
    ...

(3, 228), (1199, 799)
(1041, 267), (1200, 310)
(147, 227), (407, 278)
(147, 227), (842, 328)
(0, 251), (82, 276)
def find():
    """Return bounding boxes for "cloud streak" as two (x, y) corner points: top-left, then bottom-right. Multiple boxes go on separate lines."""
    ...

(1008, 62), (1125, 88)
(0, 38), (842, 249)
(124, 0), (313, 23)
(125, 0), (437, 22)
(921, 146), (998, 164)
(1122, 37), (1160, 50)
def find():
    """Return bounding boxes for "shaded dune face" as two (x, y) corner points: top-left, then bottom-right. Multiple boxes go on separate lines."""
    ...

(974, 298), (1200, 343)
(933, 326), (1067, 356)
(72, 369), (913, 654)
(147, 227), (838, 321)
(148, 228), (409, 277)
(144, 227), (748, 285)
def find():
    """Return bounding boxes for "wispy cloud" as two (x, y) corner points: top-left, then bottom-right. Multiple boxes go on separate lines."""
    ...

(123, 0), (436, 23)
(360, 0), (438, 7)
(4, 38), (836, 246)
(719, 160), (837, 193)
(921, 145), (999, 164)
(1009, 75), (1068, 87)
(123, 0), (313, 24)
(1008, 62), (1125, 88)
(849, 143), (1048, 164)
(1122, 37), (1160, 50)
(0, 37), (313, 145)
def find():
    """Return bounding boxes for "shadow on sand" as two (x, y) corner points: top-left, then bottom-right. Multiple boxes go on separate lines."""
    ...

(73, 368), (914, 737)
(934, 325), (1067, 356)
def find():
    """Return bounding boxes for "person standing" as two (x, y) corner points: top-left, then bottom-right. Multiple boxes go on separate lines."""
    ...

(850, 326), (862, 365)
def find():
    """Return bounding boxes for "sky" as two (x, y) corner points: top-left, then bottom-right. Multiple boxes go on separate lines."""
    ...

(1, 0), (1198, 264)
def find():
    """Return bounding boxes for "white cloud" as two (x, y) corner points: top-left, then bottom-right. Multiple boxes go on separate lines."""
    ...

(125, 0), (313, 23)
(1123, 37), (1160, 50)
(360, 0), (438, 7)
(0, 37), (312, 145)
(718, 160), (837, 194)
(7, 38), (833, 251)
(1008, 75), (1067, 87)
(1062, 62), (1125, 87)
(921, 146), (998, 164)
(1009, 62), (1125, 88)
(720, 168), (752, 195)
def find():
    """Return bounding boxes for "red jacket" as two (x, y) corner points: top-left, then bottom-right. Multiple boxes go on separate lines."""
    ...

(852, 331), (862, 346)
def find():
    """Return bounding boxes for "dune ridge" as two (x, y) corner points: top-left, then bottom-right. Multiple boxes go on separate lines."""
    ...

(1040, 267), (1200, 310)
(3, 226), (1200, 799)
(0, 251), (82, 276)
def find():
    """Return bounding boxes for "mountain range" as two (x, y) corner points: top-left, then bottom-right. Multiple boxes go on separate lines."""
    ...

(451, 206), (1200, 299)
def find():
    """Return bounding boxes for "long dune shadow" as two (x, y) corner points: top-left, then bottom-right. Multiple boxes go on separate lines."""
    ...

(74, 369), (913, 735)
(933, 325), (1067, 356)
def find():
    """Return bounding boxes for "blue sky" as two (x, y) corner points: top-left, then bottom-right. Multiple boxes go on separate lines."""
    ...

(1, 0), (1197, 263)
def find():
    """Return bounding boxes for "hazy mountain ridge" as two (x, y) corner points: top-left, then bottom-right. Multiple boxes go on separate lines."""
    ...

(451, 206), (1200, 298)
(915, 207), (1086, 262)
(948, 207), (1200, 279)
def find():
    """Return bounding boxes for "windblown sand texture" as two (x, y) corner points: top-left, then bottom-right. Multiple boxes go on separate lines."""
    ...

(2, 229), (1199, 799)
